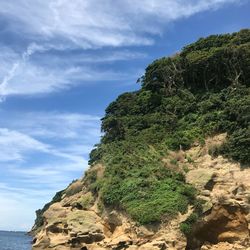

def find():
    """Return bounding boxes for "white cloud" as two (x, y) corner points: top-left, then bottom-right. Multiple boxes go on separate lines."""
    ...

(0, 0), (239, 47)
(3, 111), (101, 140)
(42, 50), (147, 64)
(0, 0), (241, 98)
(0, 183), (59, 231)
(0, 46), (141, 98)
(128, 0), (237, 19)
(0, 128), (49, 162)
(0, 43), (53, 99)
(0, 111), (101, 230)
(0, 127), (87, 163)
(0, 111), (101, 161)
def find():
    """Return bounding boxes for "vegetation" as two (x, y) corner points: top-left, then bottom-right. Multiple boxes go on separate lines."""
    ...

(180, 213), (199, 235)
(74, 192), (94, 210)
(34, 30), (250, 230)
(180, 199), (204, 235)
(87, 29), (250, 225)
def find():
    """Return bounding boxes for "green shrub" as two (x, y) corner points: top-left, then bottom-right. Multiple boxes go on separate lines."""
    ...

(86, 29), (250, 226)
(34, 30), (249, 230)
(180, 212), (199, 235)
(124, 179), (195, 224)
(220, 128), (250, 165)
(75, 192), (94, 209)
(208, 144), (221, 158)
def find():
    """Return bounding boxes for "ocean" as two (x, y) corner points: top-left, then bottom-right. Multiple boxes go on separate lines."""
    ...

(0, 231), (32, 250)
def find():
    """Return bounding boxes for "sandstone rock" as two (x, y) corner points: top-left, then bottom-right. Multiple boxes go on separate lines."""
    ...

(200, 190), (211, 196)
(202, 201), (213, 213)
(137, 240), (167, 250)
(186, 168), (215, 189)
(64, 180), (84, 197)
(32, 135), (250, 250)
(136, 226), (154, 237)
(104, 210), (122, 232)
(33, 234), (50, 249)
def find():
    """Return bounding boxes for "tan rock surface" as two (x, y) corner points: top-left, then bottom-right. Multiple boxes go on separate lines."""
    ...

(32, 135), (250, 250)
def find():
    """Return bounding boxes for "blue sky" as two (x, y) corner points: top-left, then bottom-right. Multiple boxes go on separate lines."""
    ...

(0, 0), (249, 231)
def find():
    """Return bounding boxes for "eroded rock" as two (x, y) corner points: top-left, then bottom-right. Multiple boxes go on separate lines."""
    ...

(32, 136), (250, 250)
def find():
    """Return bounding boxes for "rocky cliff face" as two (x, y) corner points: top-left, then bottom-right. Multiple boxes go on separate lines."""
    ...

(32, 30), (250, 249)
(32, 134), (250, 250)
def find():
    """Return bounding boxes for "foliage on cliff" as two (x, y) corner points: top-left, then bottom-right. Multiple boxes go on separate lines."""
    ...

(87, 29), (250, 224)
(34, 29), (250, 230)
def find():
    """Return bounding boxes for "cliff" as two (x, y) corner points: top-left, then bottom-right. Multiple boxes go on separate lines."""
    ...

(31, 29), (250, 250)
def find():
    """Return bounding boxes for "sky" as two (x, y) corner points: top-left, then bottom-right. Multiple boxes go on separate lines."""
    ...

(0, 0), (249, 231)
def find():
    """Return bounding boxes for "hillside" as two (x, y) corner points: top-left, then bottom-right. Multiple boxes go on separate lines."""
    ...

(32, 29), (250, 250)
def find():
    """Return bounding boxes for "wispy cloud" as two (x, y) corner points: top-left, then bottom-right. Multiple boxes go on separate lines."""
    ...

(1, 111), (101, 139)
(0, 46), (142, 98)
(0, 111), (101, 161)
(0, 43), (56, 100)
(0, 0), (241, 99)
(0, 111), (101, 230)
(0, 128), (50, 162)
(0, 182), (61, 231)
(0, 127), (90, 164)
(0, 0), (240, 47)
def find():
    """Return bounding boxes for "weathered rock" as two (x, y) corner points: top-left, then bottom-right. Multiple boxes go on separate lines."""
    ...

(32, 135), (250, 250)
(186, 168), (215, 189)
(202, 201), (213, 213)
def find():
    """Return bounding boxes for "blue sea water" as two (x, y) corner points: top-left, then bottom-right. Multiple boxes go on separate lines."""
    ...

(0, 231), (32, 250)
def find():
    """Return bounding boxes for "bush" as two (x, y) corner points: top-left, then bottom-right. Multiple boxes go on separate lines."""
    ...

(180, 212), (199, 235)
(75, 192), (94, 209)
(221, 128), (250, 164)
(124, 179), (195, 224)
(86, 29), (250, 226)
